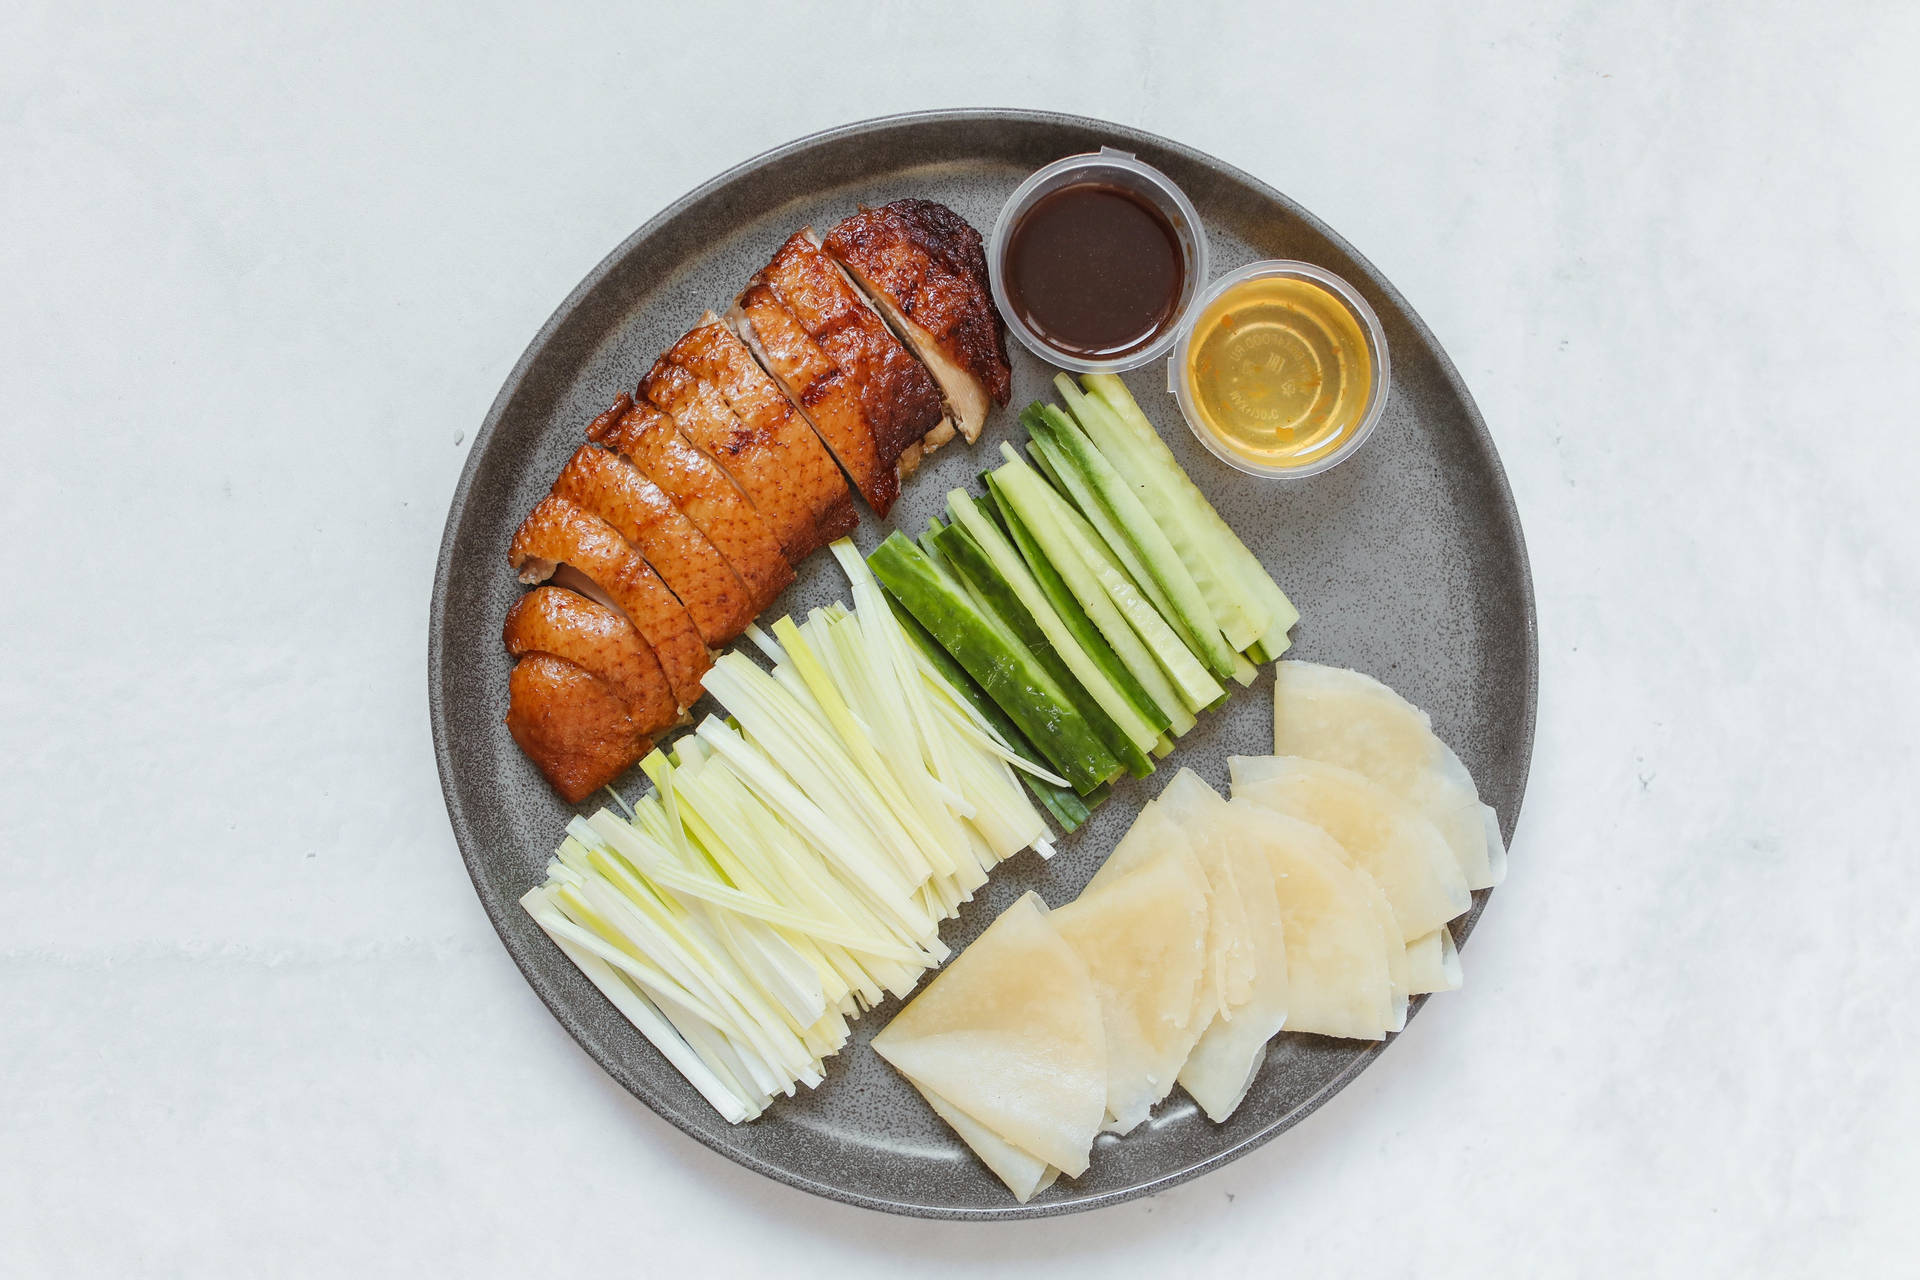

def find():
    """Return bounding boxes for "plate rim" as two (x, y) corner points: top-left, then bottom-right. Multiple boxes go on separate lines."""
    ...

(428, 107), (1538, 1220)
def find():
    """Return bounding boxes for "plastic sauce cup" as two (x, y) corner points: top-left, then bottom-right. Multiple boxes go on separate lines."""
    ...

(989, 147), (1210, 374)
(1168, 259), (1391, 479)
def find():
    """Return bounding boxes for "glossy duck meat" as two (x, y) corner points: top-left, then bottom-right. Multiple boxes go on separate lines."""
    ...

(550, 443), (753, 645)
(644, 316), (855, 560)
(587, 394), (793, 613)
(823, 199), (1011, 444)
(508, 494), (711, 709)
(729, 231), (947, 516)
(505, 653), (653, 804)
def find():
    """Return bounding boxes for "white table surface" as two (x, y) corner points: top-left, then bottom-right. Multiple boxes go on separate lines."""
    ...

(5, 2), (1916, 1274)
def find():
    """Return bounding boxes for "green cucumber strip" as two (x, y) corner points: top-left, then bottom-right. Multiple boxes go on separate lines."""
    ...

(1018, 444), (1208, 724)
(884, 595), (1097, 833)
(1231, 649), (1259, 686)
(970, 482), (1170, 735)
(946, 488), (1165, 754)
(1073, 373), (1298, 650)
(931, 514), (1155, 778)
(981, 476), (1180, 736)
(994, 449), (1220, 720)
(1029, 401), (1239, 680)
(868, 532), (1118, 794)
(1009, 452), (1226, 716)
(1022, 417), (1181, 630)
(917, 517), (950, 568)
(1056, 376), (1268, 650)
(1023, 431), (1071, 499)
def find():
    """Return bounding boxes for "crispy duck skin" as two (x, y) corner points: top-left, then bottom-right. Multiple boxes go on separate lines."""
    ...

(728, 283), (893, 513)
(508, 494), (711, 709)
(506, 653), (652, 804)
(823, 200), (1011, 443)
(503, 586), (678, 734)
(550, 444), (752, 644)
(587, 395), (793, 612)
(643, 334), (844, 563)
(732, 231), (947, 514)
(662, 316), (857, 555)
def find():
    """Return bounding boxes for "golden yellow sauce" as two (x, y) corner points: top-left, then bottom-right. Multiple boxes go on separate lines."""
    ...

(1185, 275), (1373, 469)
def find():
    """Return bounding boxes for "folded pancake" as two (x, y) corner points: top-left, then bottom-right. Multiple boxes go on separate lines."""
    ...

(1161, 776), (1291, 1125)
(1403, 925), (1463, 994)
(1233, 804), (1397, 1040)
(1271, 661), (1505, 889)
(1230, 756), (1472, 942)
(653, 316), (856, 558)
(505, 653), (653, 804)
(1050, 826), (1210, 1135)
(587, 394), (792, 612)
(1087, 787), (1248, 1026)
(1354, 864), (1411, 1032)
(823, 199), (1011, 443)
(503, 586), (678, 735)
(870, 893), (1105, 1177)
(550, 444), (753, 645)
(916, 1082), (1057, 1204)
(508, 494), (710, 709)
(730, 231), (947, 515)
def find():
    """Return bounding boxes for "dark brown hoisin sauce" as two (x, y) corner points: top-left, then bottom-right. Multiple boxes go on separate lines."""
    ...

(1004, 183), (1185, 359)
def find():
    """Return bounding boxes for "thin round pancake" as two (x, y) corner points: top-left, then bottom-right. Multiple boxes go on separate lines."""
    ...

(1234, 806), (1396, 1041)
(1171, 785), (1292, 1123)
(1230, 756), (1471, 941)
(870, 893), (1105, 1176)
(1272, 661), (1503, 889)
(1051, 830), (1210, 1135)
(914, 1081), (1056, 1203)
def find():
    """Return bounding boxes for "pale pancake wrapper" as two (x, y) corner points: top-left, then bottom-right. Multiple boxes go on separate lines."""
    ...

(871, 892), (1106, 1185)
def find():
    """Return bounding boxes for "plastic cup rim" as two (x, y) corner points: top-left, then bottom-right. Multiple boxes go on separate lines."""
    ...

(1167, 258), (1393, 481)
(988, 148), (1211, 375)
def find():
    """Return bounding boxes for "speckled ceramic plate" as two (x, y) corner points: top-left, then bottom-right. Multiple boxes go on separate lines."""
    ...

(429, 109), (1535, 1220)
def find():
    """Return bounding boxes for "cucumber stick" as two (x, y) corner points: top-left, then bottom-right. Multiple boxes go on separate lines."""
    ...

(1025, 439), (1215, 721)
(931, 511), (1156, 777)
(945, 489), (1166, 751)
(868, 532), (1118, 795)
(982, 478), (1190, 738)
(883, 595), (1101, 833)
(1015, 457), (1224, 715)
(944, 487), (1167, 752)
(1072, 373), (1299, 652)
(1028, 403), (1239, 680)
(1054, 375), (1267, 652)
(995, 448), (1223, 716)
(1025, 429), (1180, 630)
(995, 468), (1205, 731)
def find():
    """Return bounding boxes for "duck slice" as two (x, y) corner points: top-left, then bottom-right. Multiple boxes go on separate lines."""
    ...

(508, 494), (710, 709)
(505, 652), (653, 804)
(823, 200), (1011, 443)
(651, 316), (856, 559)
(503, 586), (679, 736)
(730, 231), (948, 516)
(551, 444), (753, 645)
(642, 349), (814, 563)
(587, 394), (793, 613)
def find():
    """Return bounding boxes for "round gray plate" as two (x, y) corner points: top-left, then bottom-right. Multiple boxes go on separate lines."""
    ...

(429, 109), (1536, 1220)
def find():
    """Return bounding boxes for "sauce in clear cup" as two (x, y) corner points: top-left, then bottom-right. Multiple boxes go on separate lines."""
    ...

(1169, 260), (1390, 478)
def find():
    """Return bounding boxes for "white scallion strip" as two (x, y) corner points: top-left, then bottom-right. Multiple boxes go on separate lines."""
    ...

(524, 887), (757, 1123)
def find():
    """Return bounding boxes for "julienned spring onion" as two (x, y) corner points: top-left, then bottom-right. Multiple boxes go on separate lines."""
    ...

(522, 540), (1055, 1124)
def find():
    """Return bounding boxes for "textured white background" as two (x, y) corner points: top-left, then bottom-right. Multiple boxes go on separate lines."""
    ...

(5, 2), (1916, 1275)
